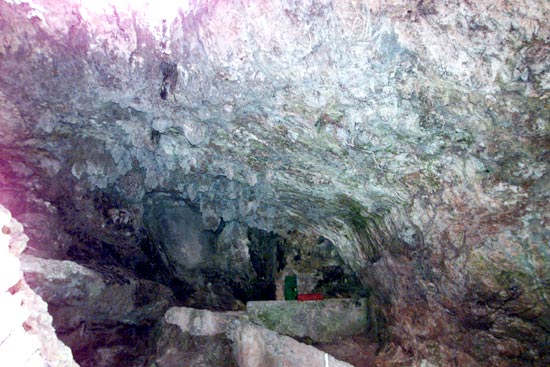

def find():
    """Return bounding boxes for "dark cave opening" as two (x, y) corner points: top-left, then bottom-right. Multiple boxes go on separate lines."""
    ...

(246, 227), (287, 301)
(49, 188), (370, 310)
(43, 200), (380, 367)
(2, 178), (389, 367)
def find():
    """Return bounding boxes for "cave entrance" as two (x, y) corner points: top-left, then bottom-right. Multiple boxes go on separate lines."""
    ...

(140, 196), (368, 310)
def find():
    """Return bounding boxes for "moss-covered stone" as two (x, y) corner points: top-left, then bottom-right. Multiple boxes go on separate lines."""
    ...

(247, 299), (368, 343)
(336, 194), (392, 262)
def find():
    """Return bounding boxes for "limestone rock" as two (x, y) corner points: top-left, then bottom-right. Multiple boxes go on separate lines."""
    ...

(246, 299), (368, 343)
(227, 320), (355, 367)
(148, 307), (239, 367)
(20, 254), (174, 367)
(0, 204), (78, 367)
(153, 306), (355, 367)
(164, 306), (243, 336)
(21, 255), (173, 324)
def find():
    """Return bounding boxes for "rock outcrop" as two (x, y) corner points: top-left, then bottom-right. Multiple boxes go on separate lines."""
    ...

(21, 251), (175, 367)
(150, 305), (357, 367)
(0, 204), (78, 367)
(148, 307), (240, 367)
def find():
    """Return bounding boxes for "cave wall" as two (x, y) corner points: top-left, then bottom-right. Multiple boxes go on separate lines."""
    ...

(0, 0), (549, 366)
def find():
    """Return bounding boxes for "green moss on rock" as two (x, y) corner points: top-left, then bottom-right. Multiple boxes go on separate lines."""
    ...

(247, 299), (368, 343)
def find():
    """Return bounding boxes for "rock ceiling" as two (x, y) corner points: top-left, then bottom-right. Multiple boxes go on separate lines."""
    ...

(0, 0), (549, 365)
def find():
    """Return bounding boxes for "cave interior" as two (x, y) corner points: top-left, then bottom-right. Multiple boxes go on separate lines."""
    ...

(0, 0), (549, 366)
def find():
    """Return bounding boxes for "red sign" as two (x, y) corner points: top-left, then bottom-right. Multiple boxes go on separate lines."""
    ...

(297, 293), (324, 301)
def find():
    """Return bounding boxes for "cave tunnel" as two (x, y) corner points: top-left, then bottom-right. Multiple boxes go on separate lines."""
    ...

(1, 0), (549, 366)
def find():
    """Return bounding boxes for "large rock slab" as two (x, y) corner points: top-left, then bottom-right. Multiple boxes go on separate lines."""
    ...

(228, 320), (354, 367)
(152, 306), (355, 367)
(21, 255), (174, 326)
(20, 254), (174, 367)
(247, 298), (368, 343)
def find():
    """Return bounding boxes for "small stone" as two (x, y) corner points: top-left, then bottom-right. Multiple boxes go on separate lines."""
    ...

(183, 121), (206, 146)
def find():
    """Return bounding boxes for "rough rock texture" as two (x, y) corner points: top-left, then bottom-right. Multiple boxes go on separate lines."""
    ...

(148, 322), (237, 367)
(274, 232), (366, 300)
(228, 319), (355, 367)
(21, 254), (174, 367)
(0, 204), (78, 367)
(152, 305), (355, 367)
(0, 0), (549, 366)
(147, 306), (241, 367)
(164, 306), (243, 336)
(247, 299), (368, 342)
(143, 194), (255, 309)
(313, 334), (379, 367)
